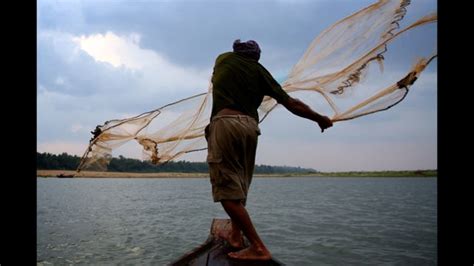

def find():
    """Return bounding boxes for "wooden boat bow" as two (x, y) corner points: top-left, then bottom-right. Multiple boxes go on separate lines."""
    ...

(169, 218), (284, 266)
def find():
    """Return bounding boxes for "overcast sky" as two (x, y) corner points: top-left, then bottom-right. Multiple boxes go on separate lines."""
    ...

(37, 0), (437, 172)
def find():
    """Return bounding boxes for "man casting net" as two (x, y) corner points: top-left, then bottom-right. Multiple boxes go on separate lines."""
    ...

(76, 0), (437, 172)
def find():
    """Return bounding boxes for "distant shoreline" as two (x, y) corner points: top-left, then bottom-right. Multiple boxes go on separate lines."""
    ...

(37, 169), (437, 178)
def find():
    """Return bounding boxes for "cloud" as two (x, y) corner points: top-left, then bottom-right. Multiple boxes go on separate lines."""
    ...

(73, 32), (145, 69)
(70, 123), (85, 133)
(72, 31), (211, 94)
(38, 29), (212, 149)
(37, 0), (437, 171)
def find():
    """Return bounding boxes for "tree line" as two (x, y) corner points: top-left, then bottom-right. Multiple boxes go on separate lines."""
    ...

(37, 152), (317, 174)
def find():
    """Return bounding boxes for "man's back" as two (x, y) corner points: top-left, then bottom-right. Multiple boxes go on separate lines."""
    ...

(210, 52), (289, 121)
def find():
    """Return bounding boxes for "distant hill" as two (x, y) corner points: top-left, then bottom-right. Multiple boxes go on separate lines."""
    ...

(36, 152), (318, 174)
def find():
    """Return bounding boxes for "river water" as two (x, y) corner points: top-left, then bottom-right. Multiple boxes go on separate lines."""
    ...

(37, 177), (437, 265)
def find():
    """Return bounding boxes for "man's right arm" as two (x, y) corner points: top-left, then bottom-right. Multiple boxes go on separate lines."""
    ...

(258, 65), (333, 132)
(279, 96), (333, 132)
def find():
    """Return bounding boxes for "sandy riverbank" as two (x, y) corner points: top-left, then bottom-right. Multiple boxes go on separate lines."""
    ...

(37, 169), (437, 178)
(36, 170), (316, 178)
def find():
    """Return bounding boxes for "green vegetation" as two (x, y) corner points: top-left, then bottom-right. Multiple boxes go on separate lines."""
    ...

(36, 152), (317, 174)
(36, 152), (436, 177)
(36, 152), (82, 170)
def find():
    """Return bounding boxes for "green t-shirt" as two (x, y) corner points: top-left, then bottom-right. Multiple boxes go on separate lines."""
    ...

(210, 52), (290, 121)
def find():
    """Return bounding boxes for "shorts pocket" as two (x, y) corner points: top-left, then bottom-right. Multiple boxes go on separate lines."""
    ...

(207, 152), (223, 164)
(207, 153), (223, 185)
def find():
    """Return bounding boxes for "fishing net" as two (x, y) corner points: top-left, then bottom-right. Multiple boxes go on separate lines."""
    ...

(77, 0), (437, 172)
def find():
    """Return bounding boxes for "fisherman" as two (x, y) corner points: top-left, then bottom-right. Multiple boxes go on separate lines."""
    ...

(205, 39), (333, 260)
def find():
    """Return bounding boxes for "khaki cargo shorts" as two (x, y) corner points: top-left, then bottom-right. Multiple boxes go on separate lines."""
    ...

(205, 114), (261, 205)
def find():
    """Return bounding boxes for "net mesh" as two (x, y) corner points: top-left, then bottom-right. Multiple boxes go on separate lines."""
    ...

(77, 0), (437, 172)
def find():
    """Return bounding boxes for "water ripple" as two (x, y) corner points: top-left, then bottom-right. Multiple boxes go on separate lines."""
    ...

(38, 177), (436, 265)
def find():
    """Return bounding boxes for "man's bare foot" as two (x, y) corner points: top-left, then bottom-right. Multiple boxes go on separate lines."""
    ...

(217, 230), (244, 249)
(228, 246), (272, 261)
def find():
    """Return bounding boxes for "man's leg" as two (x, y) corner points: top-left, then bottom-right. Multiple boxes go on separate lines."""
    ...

(221, 200), (271, 260)
(229, 219), (244, 248)
(218, 215), (244, 249)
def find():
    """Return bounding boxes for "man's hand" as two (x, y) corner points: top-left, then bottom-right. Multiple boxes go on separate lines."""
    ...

(318, 116), (333, 133)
